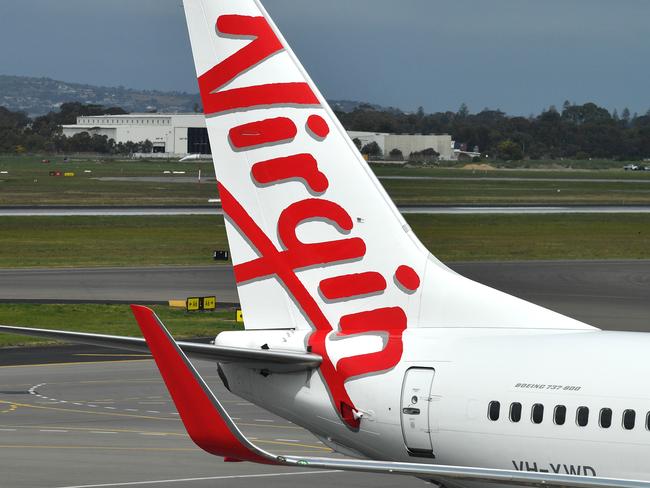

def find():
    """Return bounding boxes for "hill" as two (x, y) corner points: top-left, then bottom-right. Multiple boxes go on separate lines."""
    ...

(0, 75), (201, 116)
(0, 75), (400, 117)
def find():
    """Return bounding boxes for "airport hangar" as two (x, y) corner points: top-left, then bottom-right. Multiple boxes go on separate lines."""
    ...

(62, 114), (455, 160)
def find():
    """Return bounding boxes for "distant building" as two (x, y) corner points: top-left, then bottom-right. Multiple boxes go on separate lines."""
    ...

(61, 114), (210, 156)
(62, 115), (455, 160)
(347, 131), (454, 160)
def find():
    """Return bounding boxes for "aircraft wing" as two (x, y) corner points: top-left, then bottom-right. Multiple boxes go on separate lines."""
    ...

(0, 324), (320, 372)
(129, 304), (650, 488)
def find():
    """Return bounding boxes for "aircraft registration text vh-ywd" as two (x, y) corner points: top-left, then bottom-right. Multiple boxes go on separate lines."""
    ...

(2, 1), (650, 487)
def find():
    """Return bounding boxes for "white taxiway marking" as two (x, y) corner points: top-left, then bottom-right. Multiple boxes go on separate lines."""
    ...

(254, 419), (274, 422)
(55, 470), (342, 488)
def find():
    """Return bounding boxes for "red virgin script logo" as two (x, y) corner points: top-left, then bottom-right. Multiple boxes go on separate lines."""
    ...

(200, 14), (421, 429)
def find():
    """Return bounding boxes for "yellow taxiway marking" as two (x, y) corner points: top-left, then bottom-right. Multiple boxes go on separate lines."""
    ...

(0, 400), (175, 421)
(0, 400), (299, 429)
(237, 422), (302, 430)
(0, 445), (329, 456)
(0, 423), (329, 451)
(0, 404), (18, 414)
(255, 439), (330, 450)
(74, 354), (151, 358)
(0, 424), (184, 436)
(0, 359), (151, 369)
(0, 445), (198, 451)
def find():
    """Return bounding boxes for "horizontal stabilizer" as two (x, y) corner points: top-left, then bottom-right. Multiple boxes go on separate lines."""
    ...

(0, 324), (320, 372)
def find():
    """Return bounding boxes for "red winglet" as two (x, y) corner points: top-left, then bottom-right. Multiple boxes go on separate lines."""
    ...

(130, 305), (276, 464)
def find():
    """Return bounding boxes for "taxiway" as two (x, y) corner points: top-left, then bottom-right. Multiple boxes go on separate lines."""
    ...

(1, 261), (648, 330)
(0, 358), (425, 488)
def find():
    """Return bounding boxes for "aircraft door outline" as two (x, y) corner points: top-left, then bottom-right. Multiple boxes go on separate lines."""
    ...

(400, 367), (435, 458)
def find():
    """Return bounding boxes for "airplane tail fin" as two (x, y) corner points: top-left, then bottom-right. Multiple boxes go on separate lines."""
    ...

(183, 0), (593, 333)
(183, 0), (435, 331)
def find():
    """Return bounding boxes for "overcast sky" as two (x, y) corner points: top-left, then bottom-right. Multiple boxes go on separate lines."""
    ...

(1, 0), (648, 115)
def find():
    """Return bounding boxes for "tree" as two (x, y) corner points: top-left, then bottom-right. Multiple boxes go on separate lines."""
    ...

(496, 140), (523, 160)
(388, 148), (403, 161)
(457, 103), (469, 118)
(409, 147), (439, 163)
(622, 108), (631, 126)
(361, 141), (382, 157)
(352, 137), (362, 150)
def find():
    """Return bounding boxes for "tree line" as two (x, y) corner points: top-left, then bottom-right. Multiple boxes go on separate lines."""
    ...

(336, 102), (650, 161)
(1, 101), (650, 160)
(0, 102), (152, 155)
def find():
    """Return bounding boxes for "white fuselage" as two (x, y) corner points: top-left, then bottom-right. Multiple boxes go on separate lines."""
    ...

(217, 327), (650, 483)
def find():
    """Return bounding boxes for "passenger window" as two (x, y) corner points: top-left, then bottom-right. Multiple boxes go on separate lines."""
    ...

(576, 406), (589, 427)
(554, 405), (566, 425)
(623, 410), (636, 430)
(531, 403), (544, 424)
(488, 401), (500, 421)
(599, 408), (612, 428)
(646, 412), (650, 431)
(510, 402), (522, 422)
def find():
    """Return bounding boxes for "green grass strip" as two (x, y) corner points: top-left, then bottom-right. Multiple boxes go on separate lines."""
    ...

(0, 303), (241, 347)
(1, 214), (649, 267)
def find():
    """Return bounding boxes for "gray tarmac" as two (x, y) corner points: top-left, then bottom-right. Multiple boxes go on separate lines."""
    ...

(0, 359), (426, 488)
(0, 266), (239, 304)
(3, 205), (650, 216)
(1, 261), (648, 330)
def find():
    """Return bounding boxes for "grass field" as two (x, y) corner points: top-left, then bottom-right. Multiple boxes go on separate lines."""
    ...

(0, 216), (228, 267)
(0, 303), (241, 347)
(3, 155), (650, 205)
(0, 155), (217, 205)
(1, 214), (650, 267)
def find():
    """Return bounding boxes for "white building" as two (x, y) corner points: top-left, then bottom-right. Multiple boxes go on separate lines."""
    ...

(347, 131), (454, 160)
(61, 114), (210, 156)
(62, 114), (454, 160)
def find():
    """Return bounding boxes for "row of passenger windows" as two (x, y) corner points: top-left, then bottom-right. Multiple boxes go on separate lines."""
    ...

(488, 401), (640, 430)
